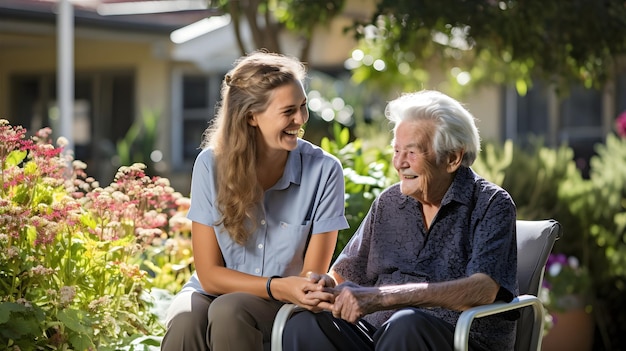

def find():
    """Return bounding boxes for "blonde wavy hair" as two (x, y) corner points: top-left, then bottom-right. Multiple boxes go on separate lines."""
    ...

(200, 51), (307, 245)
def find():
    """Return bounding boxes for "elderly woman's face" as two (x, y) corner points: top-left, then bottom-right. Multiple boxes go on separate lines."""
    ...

(392, 120), (453, 203)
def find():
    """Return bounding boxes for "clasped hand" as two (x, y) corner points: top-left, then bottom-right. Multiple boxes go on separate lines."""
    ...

(304, 275), (380, 323)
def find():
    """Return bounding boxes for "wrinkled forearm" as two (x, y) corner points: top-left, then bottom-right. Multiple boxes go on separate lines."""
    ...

(378, 273), (499, 312)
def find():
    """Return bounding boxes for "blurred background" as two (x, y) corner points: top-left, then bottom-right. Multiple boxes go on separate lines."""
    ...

(1, 2), (626, 348)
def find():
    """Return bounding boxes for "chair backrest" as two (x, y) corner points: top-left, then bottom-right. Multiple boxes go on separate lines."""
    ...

(515, 219), (562, 351)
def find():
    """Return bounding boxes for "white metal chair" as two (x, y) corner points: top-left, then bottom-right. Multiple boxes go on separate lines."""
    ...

(271, 219), (562, 351)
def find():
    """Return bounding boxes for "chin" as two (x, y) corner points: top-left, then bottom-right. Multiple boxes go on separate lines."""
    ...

(283, 140), (298, 151)
(399, 183), (414, 195)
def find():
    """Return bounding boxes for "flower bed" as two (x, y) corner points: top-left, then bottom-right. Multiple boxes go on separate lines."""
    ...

(0, 120), (193, 350)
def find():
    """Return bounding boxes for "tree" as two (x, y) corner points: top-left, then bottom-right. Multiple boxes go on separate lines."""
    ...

(349, 0), (626, 96)
(209, 0), (345, 61)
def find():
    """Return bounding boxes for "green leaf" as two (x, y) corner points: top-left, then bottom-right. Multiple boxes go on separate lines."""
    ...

(5, 150), (27, 167)
(25, 225), (37, 246)
(0, 302), (28, 323)
(11, 184), (30, 204)
(23, 160), (38, 176)
(57, 308), (93, 334)
(339, 127), (350, 146)
(69, 332), (95, 351)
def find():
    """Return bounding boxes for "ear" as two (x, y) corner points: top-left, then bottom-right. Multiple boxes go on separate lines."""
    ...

(446, 149), (464, 173)
(247, 112), (258, 127)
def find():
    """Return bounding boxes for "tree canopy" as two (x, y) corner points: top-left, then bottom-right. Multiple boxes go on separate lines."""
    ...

(209, 0), (345, 61)
(350, 0), (626, 95)
(211, 0), (626, 96)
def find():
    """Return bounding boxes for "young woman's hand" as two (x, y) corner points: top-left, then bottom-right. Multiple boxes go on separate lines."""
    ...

(270, 275), (335, 312)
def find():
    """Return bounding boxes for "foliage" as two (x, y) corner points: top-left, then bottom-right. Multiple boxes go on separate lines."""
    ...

(116, 110), (161, 176)
(473, 132), (626, 349)
(616, 111), (626, 138)
(350, 0), (626, 96)
(209, 0), (345, 60)
(540, 253), (593, 313)
(564, 133), (626, 280)
(210, 0), (626, 100)
(319, 123), (396, 257)
(0, 120), (191, 350)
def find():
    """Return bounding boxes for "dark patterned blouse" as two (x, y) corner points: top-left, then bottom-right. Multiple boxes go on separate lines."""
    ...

(332, 166), (518, 350)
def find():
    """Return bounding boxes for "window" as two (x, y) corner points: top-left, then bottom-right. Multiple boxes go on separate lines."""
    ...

(182, 75), (210, 161)
(10, 71), (134, 184)
(171, 70), (223, 170)
(505, 81), (608, 177)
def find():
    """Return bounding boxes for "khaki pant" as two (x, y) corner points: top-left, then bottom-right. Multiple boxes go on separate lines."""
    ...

(161, 290), (283, 351)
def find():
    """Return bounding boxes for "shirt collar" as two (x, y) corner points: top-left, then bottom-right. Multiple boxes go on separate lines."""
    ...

(440, 166), (475, 207)
(271, 140), (303, 190)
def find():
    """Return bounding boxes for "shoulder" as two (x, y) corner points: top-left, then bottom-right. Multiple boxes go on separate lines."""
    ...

(477, 176), (514, 205)
(465, 168), (513, 202)
(379, 183), (403, 198)
(296, 139), (342, 168)
(195, 147), (216, 164)
(192, 148), (217, 175)
(373, 183), (413, 209)
(466, 168), (516, 216)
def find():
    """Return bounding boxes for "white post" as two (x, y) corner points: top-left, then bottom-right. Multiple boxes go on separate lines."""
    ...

(57, 0), (74, 153)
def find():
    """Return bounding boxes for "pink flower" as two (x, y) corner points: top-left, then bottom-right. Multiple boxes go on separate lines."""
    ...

(616, 111), (626, 138)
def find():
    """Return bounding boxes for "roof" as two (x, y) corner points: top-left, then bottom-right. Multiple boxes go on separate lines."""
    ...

(0, 0), (220, 34)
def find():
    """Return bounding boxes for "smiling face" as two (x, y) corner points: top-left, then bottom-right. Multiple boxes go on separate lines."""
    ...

(248, 80), (308, 154)
(392, 120), (461, 204)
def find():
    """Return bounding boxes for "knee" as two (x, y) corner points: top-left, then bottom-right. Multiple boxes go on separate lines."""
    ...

(284, 310), (320, 337)
(208, 292), (249, 322)
(377, 308), (434, 339)
(164, 291), (210, 332)
(283, 311), (334, 351)
(166, 310), (207, 334)
(374, 309), (454, 351)
(162, 307), (210, 350)
(389, 309), (430, 327)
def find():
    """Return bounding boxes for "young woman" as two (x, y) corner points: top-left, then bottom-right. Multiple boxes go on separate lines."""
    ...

(161, 51), (348, 351)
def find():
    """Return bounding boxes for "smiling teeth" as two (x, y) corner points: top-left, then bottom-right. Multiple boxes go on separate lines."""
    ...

(285, 130), (298, 135)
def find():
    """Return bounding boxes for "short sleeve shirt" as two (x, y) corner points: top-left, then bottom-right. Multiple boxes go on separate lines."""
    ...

(332, 166), (518, 350)
(184, 139), (349, 294)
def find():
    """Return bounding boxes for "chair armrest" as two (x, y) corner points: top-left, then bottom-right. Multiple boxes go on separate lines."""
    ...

(453, 294), (544, 351)
(271, 304), (304, 351)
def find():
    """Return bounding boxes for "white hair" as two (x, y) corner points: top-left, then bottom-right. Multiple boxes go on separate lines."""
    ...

(385, 90), (481, 167)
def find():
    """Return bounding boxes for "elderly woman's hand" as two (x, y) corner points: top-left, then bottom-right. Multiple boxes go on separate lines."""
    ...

(328, 282), (381, 323)
(306, 271), (337, 289)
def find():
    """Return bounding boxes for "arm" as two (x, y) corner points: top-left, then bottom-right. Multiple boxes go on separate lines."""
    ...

(271, 230), (339, 307)
(192, 221), (269, 297)
(328, 273), (499, 323)
(193, 221), (336, 306)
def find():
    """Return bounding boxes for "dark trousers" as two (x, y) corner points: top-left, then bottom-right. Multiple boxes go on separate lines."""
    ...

(282, 308), (488, 351)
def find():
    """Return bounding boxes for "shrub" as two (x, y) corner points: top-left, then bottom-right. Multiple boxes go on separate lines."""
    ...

(320, 124), (396, 257)
(0, 120), (190, 350)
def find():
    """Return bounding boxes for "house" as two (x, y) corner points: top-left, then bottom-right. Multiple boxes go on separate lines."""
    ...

(0, 0), (379, 191)
(1, 0), (624, 192)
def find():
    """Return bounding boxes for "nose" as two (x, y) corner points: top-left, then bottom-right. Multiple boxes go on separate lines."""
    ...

(393, 152), (406, 169)
(296, 105), (309, 125)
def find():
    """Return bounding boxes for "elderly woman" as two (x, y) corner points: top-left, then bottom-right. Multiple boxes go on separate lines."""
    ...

(283, 90), (518, 351)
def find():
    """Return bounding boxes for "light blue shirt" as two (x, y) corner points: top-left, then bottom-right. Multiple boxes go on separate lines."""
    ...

(184, 139), (349, 295)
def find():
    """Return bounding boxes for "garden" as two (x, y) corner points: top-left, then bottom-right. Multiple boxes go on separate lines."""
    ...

(2, 112), (626, 349)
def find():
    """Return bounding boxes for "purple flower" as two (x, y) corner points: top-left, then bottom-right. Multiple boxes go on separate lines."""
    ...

(616, 111), (626, 138)
(546, 253), (567, 269)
